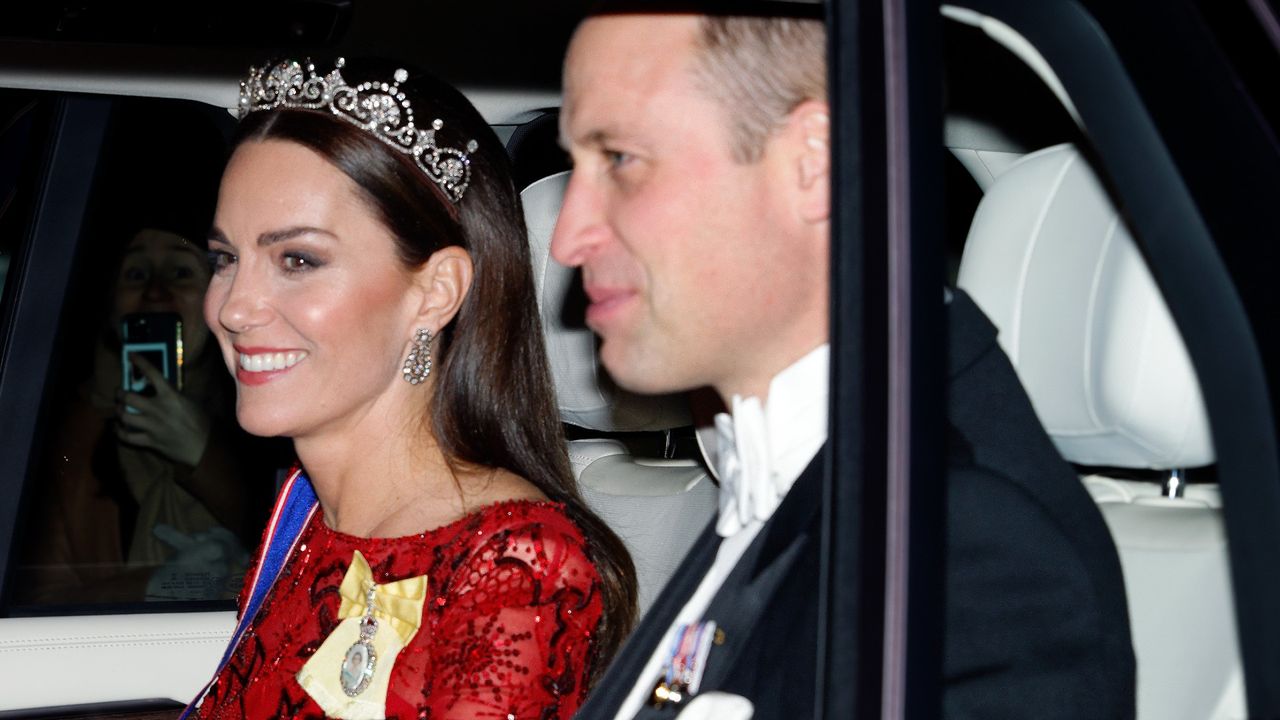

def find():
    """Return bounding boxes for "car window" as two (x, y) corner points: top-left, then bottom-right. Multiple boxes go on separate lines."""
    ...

(3, 94), (290, 614)
(0, 93), (44, 345)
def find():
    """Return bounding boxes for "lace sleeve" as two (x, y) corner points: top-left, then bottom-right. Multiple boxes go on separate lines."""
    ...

(424, 515), (604, 720)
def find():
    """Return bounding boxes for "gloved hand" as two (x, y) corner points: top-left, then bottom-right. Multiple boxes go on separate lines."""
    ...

(145, 523), (249, 601)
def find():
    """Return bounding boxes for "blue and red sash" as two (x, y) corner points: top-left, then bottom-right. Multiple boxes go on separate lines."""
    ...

(180, 467), (319, 718)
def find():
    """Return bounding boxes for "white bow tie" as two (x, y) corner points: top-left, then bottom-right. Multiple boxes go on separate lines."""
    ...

(714, 395), (782, 537)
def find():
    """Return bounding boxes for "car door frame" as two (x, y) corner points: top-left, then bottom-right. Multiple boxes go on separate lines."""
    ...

(0, 95), (112, 605)
(824, 0), (948, 717)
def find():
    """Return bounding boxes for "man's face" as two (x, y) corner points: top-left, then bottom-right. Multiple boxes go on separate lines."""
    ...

(553, 14), (824, 400)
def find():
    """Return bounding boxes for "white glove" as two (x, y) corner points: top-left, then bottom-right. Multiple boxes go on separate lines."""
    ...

(676, 692), (754, 720)
(145, 524), (248, 601)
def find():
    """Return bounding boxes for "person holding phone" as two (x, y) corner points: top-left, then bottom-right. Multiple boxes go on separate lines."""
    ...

(18, 225), (278, 603)
(186, 58), (636, 719)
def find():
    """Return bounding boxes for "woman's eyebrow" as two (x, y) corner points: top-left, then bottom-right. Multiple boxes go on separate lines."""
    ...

(257, 226), (337, 246)
(205, 226), (338, 247)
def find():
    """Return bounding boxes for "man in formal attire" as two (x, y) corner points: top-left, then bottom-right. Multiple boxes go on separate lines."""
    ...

(551, 8), (1134, 720)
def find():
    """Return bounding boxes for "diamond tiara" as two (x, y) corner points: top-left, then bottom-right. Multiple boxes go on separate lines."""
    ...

(238, 58), (480, 204)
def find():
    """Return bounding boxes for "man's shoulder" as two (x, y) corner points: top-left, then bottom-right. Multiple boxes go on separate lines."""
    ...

(941, 460), (1135, 720)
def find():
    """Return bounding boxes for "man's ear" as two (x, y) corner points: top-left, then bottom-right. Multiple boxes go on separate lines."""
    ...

(787, 99), (830, 224)
(411, 245), (474, 331)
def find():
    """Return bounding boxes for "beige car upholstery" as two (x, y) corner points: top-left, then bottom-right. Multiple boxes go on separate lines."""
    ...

(522, 171), (718, 616)
(957, 143), (1243, 720)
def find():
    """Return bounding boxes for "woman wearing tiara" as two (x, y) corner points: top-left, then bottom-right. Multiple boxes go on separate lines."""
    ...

(186, 57), (636, 719)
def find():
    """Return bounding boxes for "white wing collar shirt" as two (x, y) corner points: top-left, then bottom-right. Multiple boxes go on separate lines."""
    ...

(615, 343), (830, 719)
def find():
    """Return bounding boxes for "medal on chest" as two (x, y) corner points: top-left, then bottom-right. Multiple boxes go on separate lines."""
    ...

(650, 620), (722, 709)
(297, 550), (427, 720)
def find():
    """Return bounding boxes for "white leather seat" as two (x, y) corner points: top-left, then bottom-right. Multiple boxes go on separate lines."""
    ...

(522, 171), (718, 615)
(956, 143), (1242, 720)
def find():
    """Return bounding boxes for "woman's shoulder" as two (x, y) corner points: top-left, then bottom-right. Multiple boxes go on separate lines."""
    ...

(456, 468), (589, 548)
(464, 499), (590, 558)
(448, 499), (599, 585)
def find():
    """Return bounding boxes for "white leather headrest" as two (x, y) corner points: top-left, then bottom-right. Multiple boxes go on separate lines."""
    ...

(523, 172), (691, 432)
(957, 144), (1213, 469)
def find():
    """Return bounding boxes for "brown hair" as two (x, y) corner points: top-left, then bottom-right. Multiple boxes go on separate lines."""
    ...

(233, 59), (636, 680)
(693, 14), (827, 162)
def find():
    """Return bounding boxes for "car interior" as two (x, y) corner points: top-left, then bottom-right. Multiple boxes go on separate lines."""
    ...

(958, 138), (1238, 719)
(0, 2), (1261, 717)
(946, 9), (1236, 718)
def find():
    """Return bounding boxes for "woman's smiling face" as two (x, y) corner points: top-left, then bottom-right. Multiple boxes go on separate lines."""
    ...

(204, 139), (425, 439)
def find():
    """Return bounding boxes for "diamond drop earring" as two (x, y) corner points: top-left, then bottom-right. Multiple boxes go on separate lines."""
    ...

(402, 329), (432, 385)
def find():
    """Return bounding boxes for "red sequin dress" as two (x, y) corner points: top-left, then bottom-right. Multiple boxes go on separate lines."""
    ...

(194, 500), (603, 719)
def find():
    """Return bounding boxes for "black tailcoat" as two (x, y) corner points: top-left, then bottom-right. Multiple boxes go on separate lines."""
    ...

(576, 290), (1135, 720)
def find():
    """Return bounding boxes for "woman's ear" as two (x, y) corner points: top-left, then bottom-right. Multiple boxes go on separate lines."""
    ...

(411, 245), (474, 331)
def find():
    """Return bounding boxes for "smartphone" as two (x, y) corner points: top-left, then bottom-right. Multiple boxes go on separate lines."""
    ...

(121, 311), (184, 394)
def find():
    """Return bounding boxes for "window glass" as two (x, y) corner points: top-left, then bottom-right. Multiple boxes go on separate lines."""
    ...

(0, 92), (43, 337)
(7, 96), (290, 612)
(1191, 0), (1280, 142)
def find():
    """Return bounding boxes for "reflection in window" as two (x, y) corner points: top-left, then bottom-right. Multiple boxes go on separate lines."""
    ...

(0, 95), (40, 335)
(9, 97), (290, 609)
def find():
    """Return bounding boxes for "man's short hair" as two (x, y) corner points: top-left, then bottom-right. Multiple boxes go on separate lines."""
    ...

(692, 15), (827, 163)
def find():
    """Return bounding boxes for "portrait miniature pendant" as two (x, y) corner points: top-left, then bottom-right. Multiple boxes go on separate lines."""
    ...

(340, 591), (380, 696)
(297, 552), (429, 716)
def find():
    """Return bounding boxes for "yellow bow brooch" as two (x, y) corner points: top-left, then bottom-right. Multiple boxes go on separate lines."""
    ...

(296, 550), (427, 719)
